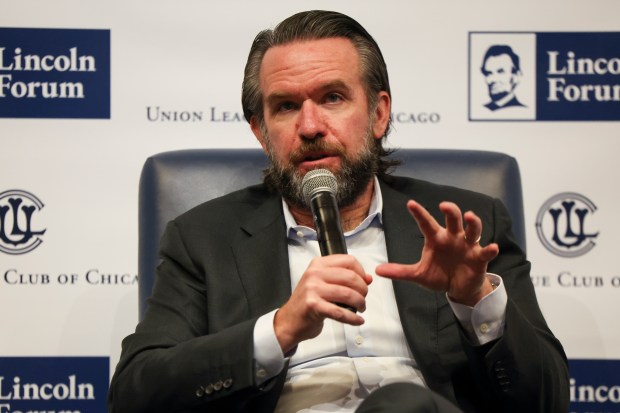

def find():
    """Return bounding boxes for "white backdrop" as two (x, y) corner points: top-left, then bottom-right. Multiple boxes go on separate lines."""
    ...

(1, 1), (619, 411)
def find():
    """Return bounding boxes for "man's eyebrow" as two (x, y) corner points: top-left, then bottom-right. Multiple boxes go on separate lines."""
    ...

(317, 80), (352, 95)
(265, 80), (353, 105)
(265, 91), (294, 106)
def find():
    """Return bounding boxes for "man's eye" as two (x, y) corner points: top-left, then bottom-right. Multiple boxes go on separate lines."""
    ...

(324, 93), (343, 103)
(277, 102), (296, 112)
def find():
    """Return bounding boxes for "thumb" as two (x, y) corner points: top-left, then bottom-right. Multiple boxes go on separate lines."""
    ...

(375, 262), (417, 280)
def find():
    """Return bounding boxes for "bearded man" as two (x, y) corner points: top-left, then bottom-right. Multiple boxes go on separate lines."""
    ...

(109, 10), (569, 413)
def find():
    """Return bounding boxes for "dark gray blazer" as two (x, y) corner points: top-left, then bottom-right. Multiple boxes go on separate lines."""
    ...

(108, 176), (569, 413)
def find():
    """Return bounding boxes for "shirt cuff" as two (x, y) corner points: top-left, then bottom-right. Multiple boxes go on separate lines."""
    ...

(447, 273), (507, 345)
(253, 309), (286, 384)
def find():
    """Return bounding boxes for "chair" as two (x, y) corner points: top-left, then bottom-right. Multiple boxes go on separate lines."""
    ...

(138, 148), (525, 319)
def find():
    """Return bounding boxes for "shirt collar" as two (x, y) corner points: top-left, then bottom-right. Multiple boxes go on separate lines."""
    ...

(282, 176), (383, 238)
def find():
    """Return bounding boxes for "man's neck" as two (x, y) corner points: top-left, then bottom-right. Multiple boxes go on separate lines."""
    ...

(287, 179), (375, 232)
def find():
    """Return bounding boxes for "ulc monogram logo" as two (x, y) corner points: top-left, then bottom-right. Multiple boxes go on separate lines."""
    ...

(535, 192), (599, 258)
(0, 189), (47, 255)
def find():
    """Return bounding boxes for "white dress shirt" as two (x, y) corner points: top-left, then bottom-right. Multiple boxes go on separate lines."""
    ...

(253, 178), (507, 412)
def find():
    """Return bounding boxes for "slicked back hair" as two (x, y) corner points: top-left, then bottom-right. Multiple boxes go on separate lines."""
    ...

(241, 10), (399, 176)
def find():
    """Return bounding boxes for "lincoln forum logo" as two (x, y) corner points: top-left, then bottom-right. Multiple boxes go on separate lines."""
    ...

(569, 359), (620, 411)
(0, 189), (46, 255)
(0, 356), (109, 413)
(0, 28), (110, 119)
(469, 32), (620, 121)
(535, 192), (599, 258)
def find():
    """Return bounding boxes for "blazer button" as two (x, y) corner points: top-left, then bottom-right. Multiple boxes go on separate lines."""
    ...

(493, 360), (513, 392)
(223, 378), (233, 389)
(195, 386), (205, 397)
(205, 383), (214, 395)
(214, 380), (223, 391)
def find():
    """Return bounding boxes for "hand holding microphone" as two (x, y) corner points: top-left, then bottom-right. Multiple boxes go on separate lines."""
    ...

(302, 169), (359, 312)
(273, 169), (369, 352)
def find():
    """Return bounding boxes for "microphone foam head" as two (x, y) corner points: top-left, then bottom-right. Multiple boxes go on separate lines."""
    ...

(301, 169), (338, 204)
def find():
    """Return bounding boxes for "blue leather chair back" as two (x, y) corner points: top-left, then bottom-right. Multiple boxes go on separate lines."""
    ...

(138, 148), (525, 319)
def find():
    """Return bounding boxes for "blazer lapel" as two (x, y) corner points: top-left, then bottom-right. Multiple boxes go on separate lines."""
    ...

(380, 180), (454, 394)
(231, 194), (292, 317)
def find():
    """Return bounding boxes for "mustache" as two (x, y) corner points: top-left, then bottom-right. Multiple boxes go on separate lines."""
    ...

(289, 141), (346, 165)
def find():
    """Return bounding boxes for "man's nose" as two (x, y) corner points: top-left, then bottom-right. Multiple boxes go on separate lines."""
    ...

(485, 73), (497, 85)
(297, 100), (325, 140)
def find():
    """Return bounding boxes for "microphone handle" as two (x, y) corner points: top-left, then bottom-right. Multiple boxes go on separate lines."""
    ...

(310, 192), (348, 256)
(309, 192), (355, 312)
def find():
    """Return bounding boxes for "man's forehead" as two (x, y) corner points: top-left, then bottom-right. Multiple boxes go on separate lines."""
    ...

(485, 54), (513, 68)
(261, 38), (358, 70)
(259, 37), (362, 91)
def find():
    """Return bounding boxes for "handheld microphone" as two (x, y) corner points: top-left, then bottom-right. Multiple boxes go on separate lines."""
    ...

(301, 169), (355, 312)
(302, 169), (347, 256)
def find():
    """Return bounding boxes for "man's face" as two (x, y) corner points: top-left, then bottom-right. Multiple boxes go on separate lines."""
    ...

(250, 37), (390, 207)
(482, 54), (519, 101)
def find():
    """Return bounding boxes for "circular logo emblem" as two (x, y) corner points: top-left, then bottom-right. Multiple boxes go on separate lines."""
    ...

(0, 189), (47, 255)
(535, 192), (599, 258)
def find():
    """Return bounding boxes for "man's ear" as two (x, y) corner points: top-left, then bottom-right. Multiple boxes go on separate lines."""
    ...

(512, 69), (523, 87)
(250, 116), (269, 154)
(372, 91), (391, 139)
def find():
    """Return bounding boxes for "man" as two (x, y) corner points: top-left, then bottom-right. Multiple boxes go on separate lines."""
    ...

(481, 45), (526, 111)
(109, 11), (569, 413)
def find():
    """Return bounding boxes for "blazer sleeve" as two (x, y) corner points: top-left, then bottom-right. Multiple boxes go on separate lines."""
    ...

(107, 220), (284, 413)
(460, 198), (570, 413)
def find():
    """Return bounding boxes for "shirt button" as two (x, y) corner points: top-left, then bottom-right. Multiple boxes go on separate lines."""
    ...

(355, 335), (364, 346)
(479, 323), (490, 334)
(256, 368), (267, 378)
(296, 230), (304, 238)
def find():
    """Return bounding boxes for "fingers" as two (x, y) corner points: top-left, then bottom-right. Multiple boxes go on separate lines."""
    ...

(309, 254), (372, 296)
(315, 278), (369, 313)
(406, 200), (440, 237)
(462, 209), (482, 244)
(461, 209), (500, 262)
(439, 201), (464, 235)
(410, 200), (485, 245)
(441, 202), (485, 242)
(375, 262), (418, 281)
(295, 254), (371, 316)
(408, 200), (473, 239)
(478, 242), (500, 262)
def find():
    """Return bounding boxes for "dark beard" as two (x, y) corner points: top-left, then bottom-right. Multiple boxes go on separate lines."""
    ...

(263, 138), (380, 209)
(489, 89), (509, 102)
